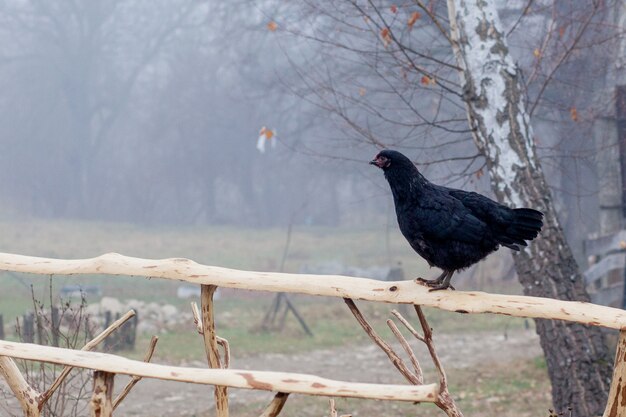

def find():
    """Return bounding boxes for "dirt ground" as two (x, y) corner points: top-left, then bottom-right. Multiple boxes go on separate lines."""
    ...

(0, 327), (546, 417)
(106, 328), (544, 416)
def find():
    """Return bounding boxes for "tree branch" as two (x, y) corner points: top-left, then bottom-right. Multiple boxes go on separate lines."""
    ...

(259, 392), (289, 417)
(344, 298), (421, 385)
(112, 335), (158, 410)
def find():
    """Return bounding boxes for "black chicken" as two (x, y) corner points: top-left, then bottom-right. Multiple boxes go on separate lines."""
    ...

(370, 149), (543, 291)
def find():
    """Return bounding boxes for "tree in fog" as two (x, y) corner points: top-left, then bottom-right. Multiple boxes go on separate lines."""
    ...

(0, 0), (204, 216)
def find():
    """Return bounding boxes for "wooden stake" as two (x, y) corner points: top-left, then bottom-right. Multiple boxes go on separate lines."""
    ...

(603, 330), (626, 417)
(0, 356), (40, 417)
(90, 371), (114, 417)
(201, 285), (229, 417)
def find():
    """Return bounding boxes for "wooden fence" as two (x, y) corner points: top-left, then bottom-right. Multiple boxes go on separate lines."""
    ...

(0, 252), (625, 417)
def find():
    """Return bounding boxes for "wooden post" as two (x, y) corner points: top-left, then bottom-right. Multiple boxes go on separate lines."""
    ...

(603, 330), (626, 417)
(0, 356), (40, 417)
(22, 314), (34, 343)
(91, 371), (114, 417)
(201, 285), (229, 417)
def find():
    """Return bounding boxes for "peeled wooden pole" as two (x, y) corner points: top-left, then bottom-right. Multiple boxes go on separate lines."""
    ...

(201, 285), (229, 417)
(0, 340), (438, 402)
(0, 356), (39, 417)
(0, 252), (624, 329)
(604, 330), (626, 417)
(91, 371), (114, 417)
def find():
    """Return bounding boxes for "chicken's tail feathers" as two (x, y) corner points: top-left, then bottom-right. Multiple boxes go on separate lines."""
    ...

(501, 208), (544, 248)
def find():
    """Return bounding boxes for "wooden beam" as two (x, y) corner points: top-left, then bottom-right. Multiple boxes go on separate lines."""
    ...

(0, 340), (438, 402)
(0, 252), (625, 329)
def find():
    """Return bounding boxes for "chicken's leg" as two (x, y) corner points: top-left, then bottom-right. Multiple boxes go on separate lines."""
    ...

(415, 270), (455, 291)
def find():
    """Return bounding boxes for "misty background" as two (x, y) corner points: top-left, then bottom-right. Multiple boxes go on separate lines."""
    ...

(0, 0), (618, 267)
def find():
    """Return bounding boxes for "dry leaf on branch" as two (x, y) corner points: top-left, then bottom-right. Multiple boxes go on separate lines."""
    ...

(420, 75), (436, 86)
(381, 28), (392, 47)
(408, 11), (421, 29)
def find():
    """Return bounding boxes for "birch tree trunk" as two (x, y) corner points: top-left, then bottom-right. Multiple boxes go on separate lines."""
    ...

(447, 0), (611, 414)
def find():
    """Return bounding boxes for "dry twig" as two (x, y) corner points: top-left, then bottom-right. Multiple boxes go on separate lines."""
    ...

(344, 298), (421, 385)
(391, 307), (463, 416)
(330, 399), (338, 417)
(192, 301), (230, 368)
(386, 319), (423, 384)
(112, 335), (158, 410)
(259, 392), (289, 417)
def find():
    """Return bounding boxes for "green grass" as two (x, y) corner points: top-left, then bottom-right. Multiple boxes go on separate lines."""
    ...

(121, 295), (529, 362)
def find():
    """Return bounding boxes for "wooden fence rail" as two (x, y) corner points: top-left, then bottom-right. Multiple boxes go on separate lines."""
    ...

(0, 251), (625, 417)
(0, 340), (438, 402)
(0, 252), (625, 329)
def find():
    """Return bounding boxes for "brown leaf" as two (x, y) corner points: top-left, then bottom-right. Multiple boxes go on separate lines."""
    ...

(533, 48), (541, 58)
(570, 107), (578, 122)
(390, 4), (398, 13)
(267, 21), (277, 32)
(408, 11), (421, 29)
(358, 87), (366, 97)
(475, 168), (484, 179)
(420, 75), (435, 86)
(380, 28), (392, 46)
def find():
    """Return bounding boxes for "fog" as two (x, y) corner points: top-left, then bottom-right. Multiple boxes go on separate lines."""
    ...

(0, 0), (620, 260)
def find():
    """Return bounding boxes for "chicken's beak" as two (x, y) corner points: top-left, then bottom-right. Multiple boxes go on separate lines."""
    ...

(369, 159), (378, 166)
